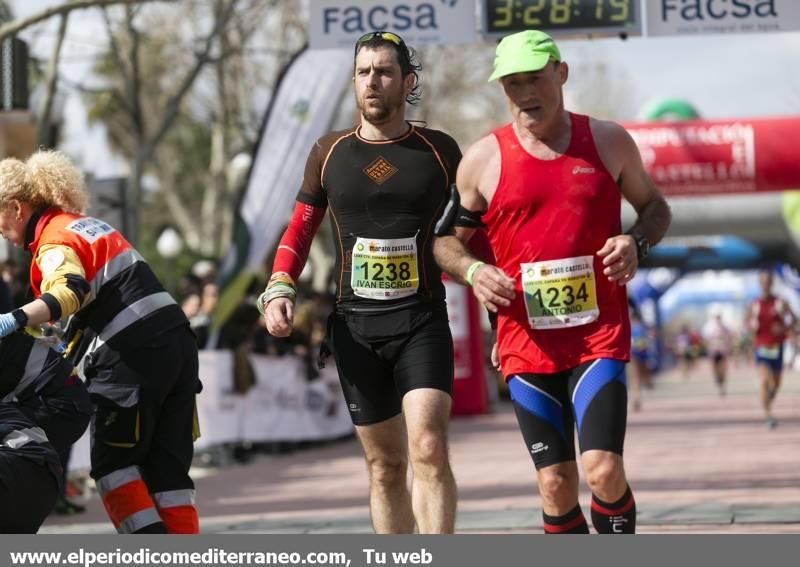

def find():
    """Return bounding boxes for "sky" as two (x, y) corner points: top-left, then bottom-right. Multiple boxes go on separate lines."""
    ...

(559, 31), (800, 120)
(10, 0), (800, 176)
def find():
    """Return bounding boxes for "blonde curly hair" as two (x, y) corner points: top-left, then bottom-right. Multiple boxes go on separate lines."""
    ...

(0, 150), (89, 214)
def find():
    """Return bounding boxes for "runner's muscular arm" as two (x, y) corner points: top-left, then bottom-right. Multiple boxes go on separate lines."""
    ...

(593, 120), (672, 284)
(615, 125), (671, 246)
(433, 135), (515, 312)
(433, 135), (491, 282)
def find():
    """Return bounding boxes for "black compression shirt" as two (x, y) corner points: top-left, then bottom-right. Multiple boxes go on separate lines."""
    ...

(296, 124), (461, 310)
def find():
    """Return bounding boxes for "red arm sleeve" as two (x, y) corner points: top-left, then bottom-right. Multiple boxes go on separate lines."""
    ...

(271, 202), (327, 282)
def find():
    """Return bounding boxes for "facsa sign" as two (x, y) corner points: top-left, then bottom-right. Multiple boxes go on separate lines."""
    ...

(308, 0), (478, 49)
(646, 0), (800, 36)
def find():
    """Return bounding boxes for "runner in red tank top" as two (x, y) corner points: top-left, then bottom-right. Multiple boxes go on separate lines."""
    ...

(484, 113), (630, 375)
(434, 31), (671, 534)
(745, 270), (797, 428)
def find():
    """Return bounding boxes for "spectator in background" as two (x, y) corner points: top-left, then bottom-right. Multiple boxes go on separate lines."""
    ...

(0, 260), (13, 285)
(181, 290), (201, 320)
(189, 281), (219, 349)
(675, 324), (699, 380)
(191, 259), (217, 285)
(2, 259), (29, 307)
(0, 267), (11, 312)
(218, 301), (262, 395)
(703, 313), (733, 398)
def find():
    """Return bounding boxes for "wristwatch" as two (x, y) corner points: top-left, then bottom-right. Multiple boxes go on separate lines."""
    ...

(628, 231), (650, 261)
(11, 309), (28, 330)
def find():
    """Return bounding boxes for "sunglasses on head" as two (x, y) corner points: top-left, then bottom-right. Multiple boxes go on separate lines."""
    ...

(354, 31), (405, 54)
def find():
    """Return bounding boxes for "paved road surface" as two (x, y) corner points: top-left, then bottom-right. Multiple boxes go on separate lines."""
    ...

(42, 358), (800, 534)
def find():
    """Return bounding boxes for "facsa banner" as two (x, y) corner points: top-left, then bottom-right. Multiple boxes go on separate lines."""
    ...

(624, 117), (800, 196)
(646, 0), (800, 36)
(308, 0), (478, 49)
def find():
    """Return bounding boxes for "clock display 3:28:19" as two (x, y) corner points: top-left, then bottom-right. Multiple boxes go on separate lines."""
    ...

(486, 0), (637, 34)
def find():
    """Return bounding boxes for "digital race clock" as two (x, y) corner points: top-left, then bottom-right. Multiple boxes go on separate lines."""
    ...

(483, 0), (642, 38)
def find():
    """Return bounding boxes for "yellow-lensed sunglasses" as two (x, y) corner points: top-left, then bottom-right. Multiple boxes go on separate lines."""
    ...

(354, 31), (405, 54)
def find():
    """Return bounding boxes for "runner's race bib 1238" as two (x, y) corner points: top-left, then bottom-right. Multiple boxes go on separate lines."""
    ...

(521, 256), (599, 329)
(351, 236), (419, 300)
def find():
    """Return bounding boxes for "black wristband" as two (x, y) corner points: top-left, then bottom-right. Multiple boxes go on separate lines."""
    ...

(625, 230), (650, 261)
(11, 309), (28, 330)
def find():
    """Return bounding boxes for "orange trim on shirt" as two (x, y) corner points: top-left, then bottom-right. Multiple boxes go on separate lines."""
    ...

(319, 132), (355, 303)
(355, 124), (416, 145)
(411, 128), (450, 294)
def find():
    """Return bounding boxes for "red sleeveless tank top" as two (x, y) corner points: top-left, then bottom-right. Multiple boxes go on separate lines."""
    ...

(752, 296), (786, 347)
(483, 113), (630, 375)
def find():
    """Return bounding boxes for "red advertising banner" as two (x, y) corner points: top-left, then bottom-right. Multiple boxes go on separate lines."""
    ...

(443, 279), (488, 416)
(622, 117), (800, 196)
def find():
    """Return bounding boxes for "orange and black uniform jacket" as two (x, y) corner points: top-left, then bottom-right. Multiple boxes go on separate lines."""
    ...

(26, 208), (187, 357)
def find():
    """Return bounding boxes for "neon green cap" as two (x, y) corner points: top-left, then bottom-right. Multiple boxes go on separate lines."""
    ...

(488, 30), (561, 82)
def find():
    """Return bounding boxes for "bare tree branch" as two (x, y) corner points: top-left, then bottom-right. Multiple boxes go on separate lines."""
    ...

(101, 8), (130, 90)
(125, 5), (144, 138)
(100, 7), (134, 116)
(0, 0), (175, 41)
(82, 0), (303, 251)
(204, 0), (230, 257)
(142, 0), (239, 161)
(58, 76), (111, 95)
(36, 13), (69, 148)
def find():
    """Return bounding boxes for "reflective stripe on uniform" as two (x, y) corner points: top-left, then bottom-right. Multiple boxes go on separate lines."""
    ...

(98, 292), (177, 343)
(118, 507), (163, 534)
(152, 489), (196, 509)
(77, 291), (179, 372)
(98, 468), (163, 533)
(96, 465), (143, 495)
(11, 340), (51, 397)
(1, 426), (49, 448)
(152, 489), (199, 534)
(85, 381), (139, 407)
(88, 249), (145, 301)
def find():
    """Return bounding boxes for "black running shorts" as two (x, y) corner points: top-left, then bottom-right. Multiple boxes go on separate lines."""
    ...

(329, 304), (454, 426)
(508, 359), (628, 470)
